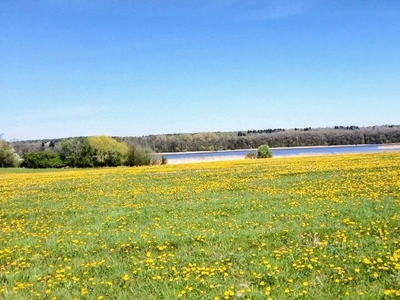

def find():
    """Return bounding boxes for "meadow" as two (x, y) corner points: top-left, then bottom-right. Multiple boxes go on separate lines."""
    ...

(0, 152), (399, 299)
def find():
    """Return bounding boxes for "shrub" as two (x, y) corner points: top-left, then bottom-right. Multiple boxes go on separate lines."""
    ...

(88, 136), (128, 167)
(22, 151), (64, 168)
(257, 144), (273, 158)
(0, 139), (21, 167)
(125, 145), (152, 166)
(60, 138), (94, 168)
(245, 152), (257, 159)
(149, 155), (168, 165)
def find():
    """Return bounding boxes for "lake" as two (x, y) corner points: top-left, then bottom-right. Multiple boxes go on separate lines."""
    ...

(157, 144), (400, 164)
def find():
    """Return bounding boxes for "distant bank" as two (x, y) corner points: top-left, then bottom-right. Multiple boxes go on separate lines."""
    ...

(157, 144), (400, 164)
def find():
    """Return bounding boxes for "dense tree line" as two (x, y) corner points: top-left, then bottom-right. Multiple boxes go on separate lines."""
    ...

(6, 136), (161, 168)
(21, 151), (64, 168)
(118, 125), (400, 152)
(5, 125), (400, 168)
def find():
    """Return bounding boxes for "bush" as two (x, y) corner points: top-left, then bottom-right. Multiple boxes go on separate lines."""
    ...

(22, 151), (65, 168)
(60, 138), (94, 168)
(257, 144), (273, 158)
(125, 145), (152, 166)
(88, 136), (128, 167)
(0, 139), (21, 167)
(245, 152), (257, 159)
(149, 155), (168, 165)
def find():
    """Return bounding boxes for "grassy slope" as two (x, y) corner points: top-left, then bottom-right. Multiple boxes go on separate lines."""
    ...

(0, 153), (399, 299)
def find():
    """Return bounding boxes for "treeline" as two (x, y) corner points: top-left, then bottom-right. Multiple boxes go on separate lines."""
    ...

(2, 136), (164, 168)
(119, 125), (400, 153)
(4, 125), (400, 168)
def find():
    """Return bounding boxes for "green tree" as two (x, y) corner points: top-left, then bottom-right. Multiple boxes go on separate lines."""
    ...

(257, 144), (273, 158)
(60, 138), (94, 168)
(125, 145), (152, 166)
(88, 136), (128, 167)
(22, 151), (64, 168)
(0, 138), (21, 167)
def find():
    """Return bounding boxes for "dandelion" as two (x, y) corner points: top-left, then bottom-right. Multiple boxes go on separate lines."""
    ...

(364, 258), (372, 264)
(81, 288), (88, 296)
(1, 152), (399, 299)
(265, 286), (271, 296)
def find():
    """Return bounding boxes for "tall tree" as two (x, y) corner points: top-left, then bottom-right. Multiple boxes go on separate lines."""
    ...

(61, 138), (94, 167)
(125, 144), (152, 166)
(87, 136), (128, 166)
(0, 137), (21, 167)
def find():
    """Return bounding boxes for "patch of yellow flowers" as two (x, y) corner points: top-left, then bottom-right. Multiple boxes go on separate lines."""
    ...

(0, 152), (399, 298)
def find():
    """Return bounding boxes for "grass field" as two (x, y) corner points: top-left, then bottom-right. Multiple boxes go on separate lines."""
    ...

(1, 153), (399, 299)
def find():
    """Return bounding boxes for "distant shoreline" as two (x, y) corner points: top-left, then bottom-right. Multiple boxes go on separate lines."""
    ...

(158, 143), (400, 156)
(161, 143), (400, 165)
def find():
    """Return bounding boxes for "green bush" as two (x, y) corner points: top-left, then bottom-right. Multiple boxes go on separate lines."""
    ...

(245, 152), (257, 159)
(0, 139), (21, 167)
(125, 145), (152, 166)
(60, 138), (94, 168)
(257, 144), (273, 158)
(88, 136), (128, 167)
(148, 155), (168, 165)
(22, 151), (65, 168)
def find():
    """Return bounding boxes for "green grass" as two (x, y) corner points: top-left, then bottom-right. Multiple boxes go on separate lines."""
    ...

(0, 167), (70, 174)
(0, 153), (399, 299)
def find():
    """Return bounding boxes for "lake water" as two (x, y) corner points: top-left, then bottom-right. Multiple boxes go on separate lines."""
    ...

(157, 144), (400, 164)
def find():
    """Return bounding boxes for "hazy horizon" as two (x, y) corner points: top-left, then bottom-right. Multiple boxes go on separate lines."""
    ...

(7, 124), (399, 143)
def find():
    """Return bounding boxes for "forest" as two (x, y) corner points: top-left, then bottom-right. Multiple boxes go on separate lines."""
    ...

(7, 125), (400, 156)
(8, 125), (400, 155)
(1, 124), (399, 168)
(119, 125), (400, 153)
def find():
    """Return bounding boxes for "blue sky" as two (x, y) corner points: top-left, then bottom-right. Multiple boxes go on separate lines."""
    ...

(1, 1), (399, 141)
